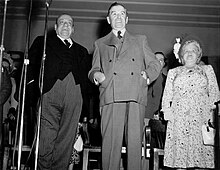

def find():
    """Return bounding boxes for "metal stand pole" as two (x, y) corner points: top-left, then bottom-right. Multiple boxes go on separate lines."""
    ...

(10, 0), (33, 169)
(34, 1), (51, 169)
(0, 1), (9, 169)
(0, 0), (9, 98)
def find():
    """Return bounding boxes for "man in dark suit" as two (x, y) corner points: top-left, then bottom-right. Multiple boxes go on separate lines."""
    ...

(27, 14), (91, 170)
(88, 2), (161, 170)
(145, 52), (168, 119)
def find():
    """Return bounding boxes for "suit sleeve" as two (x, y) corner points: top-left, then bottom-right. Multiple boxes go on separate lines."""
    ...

(142, 36), (162, 83)
(26, 36), (43, 107)
(27, 36), (44, 84)
(88, 41), (101, 83)
(79, 47), (93, 121)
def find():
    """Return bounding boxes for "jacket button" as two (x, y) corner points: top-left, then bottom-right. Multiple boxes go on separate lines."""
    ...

(131, 72), (133, 75)
(114, 72), (117, 75)
(132, 58), (135, 61)
(109, 59), (112, 62)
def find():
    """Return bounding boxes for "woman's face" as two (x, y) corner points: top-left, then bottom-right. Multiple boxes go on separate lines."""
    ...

(182, 42), (200, 68)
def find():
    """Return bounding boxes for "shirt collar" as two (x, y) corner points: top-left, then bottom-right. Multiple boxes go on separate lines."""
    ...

(112, 28), (126, 38)
(57, 35), (73, 46)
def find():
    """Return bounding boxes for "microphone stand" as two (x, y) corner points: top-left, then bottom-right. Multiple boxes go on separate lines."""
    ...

(0, 0), (9, 100)
(0, 0), (9, 169)
(12, 0), (33, 169)
(34, 1), (51, 169)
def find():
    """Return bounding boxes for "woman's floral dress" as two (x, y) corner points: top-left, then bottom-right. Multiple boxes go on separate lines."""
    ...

(161, 65), (220, 169)
(69, 123), (82, 165)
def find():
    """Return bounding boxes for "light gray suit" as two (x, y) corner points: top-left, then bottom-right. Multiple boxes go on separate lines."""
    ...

(89, 31), (161, 170)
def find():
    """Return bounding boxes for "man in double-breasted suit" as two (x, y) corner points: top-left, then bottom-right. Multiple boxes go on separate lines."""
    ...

(27, 14), (91, 170)
(88, 2), (162, 170)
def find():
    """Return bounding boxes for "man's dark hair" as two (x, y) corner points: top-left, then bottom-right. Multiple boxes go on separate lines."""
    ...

(155, 51), (165, 56)
(107, 2), (127, 16)
(55, 13), (74, 26)
(155, 51), (167, 63)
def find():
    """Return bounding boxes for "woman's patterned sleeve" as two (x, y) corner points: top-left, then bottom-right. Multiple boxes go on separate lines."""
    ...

(161, 68), (175, 112)
(205, 65), (220, 106)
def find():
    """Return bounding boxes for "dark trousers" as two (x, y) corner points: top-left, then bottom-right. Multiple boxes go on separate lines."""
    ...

(38, 73), (82, 170)
(101, 102), (145, 170)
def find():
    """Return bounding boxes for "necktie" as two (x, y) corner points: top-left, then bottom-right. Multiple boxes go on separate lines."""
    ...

(117, 31), (122, 39)
(64, 39), (71, 48)
(116, 31), (123, 57)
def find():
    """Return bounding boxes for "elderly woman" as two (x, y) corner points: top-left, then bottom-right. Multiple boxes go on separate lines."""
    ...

(161, 36), (220, 170)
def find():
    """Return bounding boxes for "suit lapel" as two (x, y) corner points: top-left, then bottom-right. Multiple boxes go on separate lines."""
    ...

(103, 32), (134, 61)
(119, 31), (132, 56)
(47, 35), (67, 59)
(104, 32), (119, 48)
(103, 32), (133, 53)
(48, 35), (79, 63)
(70, 41), (81, 64)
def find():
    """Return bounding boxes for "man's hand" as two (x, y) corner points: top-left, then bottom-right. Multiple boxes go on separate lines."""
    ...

(94, 72), (105, 85)
(141, 71), (150, 85)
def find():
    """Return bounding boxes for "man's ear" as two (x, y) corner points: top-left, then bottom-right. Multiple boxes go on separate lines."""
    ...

(125, 16), (128, 24)
(54, 24), (57, 30)
(106, 17), (110, 24)
(71, 27), (75, 34)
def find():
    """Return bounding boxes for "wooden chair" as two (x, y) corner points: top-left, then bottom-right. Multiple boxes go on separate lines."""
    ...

(82, 127), (148, 170)
(2, 119), (31, 170)
(148, 119), (167, 170)
(151, 148), (164, 170)
(82, 146), (128, 170)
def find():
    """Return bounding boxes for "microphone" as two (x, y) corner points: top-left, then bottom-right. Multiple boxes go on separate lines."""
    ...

(45, 0), (52, 7)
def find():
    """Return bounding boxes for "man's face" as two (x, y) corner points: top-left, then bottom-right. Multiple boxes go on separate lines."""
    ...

(155, 53), (165, 67)
(107, 5), (128, 31)
(2, 60), (10, 70)
(55, 14), (74, 39)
